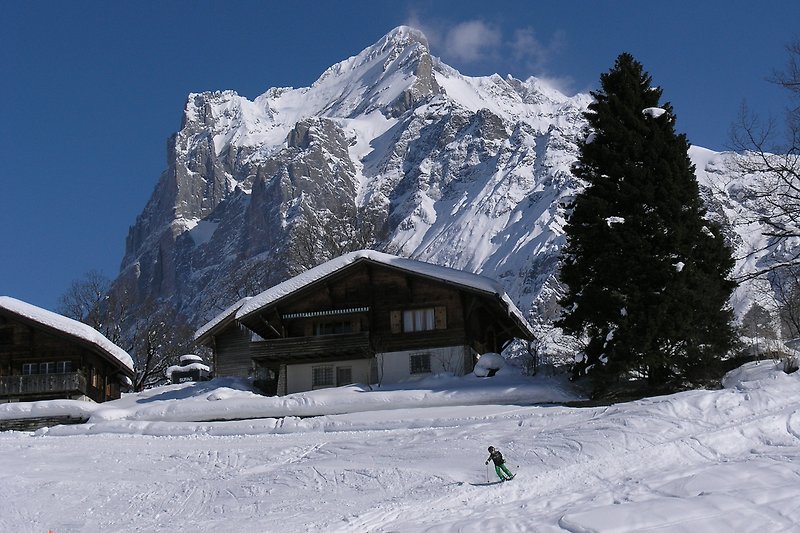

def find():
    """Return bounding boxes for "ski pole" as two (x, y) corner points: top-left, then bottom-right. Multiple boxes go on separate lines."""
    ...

(486, 461), (489, 483)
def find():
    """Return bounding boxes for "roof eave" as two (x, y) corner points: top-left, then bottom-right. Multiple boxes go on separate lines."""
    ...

(1, 309), (135, 377)
(236, 256), (375, 322)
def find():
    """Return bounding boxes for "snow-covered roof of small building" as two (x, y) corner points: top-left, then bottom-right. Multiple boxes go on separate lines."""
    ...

(166, 362), (211, 379)
(235, 250), (534, 337)
(0, 296), (134, 373)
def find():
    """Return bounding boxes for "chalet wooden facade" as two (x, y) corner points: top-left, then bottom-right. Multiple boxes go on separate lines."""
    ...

(0, 296), (135, 403)
(195, 250), (534, 396)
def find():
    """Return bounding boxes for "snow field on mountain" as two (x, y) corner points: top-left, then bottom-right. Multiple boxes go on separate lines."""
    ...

(1, 361), (799, 532)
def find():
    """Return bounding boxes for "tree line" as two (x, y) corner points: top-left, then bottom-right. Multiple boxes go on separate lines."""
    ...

(58, 271), (195, 391)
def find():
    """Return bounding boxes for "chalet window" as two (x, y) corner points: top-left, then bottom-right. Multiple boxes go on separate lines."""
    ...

(392, 307), (447, 334)
(315, 321), (353, 336)
(410, 353), (431, 374)
(312, 365), (334, 387)
(56, 361), (72, 373)
(40, 362), (57, 374)
(22, 363), (38, 375)
(0, 327), (13, 345)
(336, 366), (352, 386)
(403, 308), (435, 332)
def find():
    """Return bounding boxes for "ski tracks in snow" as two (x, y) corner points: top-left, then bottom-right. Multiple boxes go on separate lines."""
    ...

(319, 386), (800, 531)
(3, 372), (800, 532)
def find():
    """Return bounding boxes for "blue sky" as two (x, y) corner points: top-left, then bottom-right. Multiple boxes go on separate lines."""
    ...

(2, 1), (798, 312)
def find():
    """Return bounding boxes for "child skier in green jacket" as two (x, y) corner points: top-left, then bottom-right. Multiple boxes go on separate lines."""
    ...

(485, 446), (514, 481)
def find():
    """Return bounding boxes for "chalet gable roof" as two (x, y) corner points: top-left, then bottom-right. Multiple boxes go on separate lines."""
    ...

(193, 296), (251, 342)
(233, 250), (534, 337)
(0, 296), (134, 374)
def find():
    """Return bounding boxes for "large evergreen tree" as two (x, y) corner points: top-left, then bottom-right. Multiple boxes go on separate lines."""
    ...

(557, 53), (736, 394)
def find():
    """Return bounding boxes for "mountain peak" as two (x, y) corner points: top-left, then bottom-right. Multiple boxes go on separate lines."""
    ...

(303, 25), (437, 118)
(383, 25), (429, 50)
(314, 25), (430, 85)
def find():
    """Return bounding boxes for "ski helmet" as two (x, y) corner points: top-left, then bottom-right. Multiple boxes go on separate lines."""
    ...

(488, 446), (494, 452)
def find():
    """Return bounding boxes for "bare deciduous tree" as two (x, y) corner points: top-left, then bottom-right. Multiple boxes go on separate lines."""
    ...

(58, 270), (133, 345)
(730, 40), (800, 275)
(58, 270), (111, 329)
(763, 266), (800, 373)
(130, 301), (195, 391)
(772, 266), (800, 341)
(60, 272), (196, 390)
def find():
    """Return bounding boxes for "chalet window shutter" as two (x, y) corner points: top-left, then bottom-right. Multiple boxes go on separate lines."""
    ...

(435, 306), (447, 329)
(390, 310), (401, 333)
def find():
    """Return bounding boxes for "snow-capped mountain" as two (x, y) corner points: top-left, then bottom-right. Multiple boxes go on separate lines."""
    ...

(115, 26), (783, 338)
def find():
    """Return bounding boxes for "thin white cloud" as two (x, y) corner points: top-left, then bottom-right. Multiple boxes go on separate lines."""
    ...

(400, 15), (572, 89)
(443, 20), (501, 63)
(511, 27), (565, 74)
(404, 12), (443, 50)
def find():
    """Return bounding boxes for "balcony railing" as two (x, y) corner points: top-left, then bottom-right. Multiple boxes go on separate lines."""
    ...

(251, 332), (371, 361)
(0, 372), (86, 397)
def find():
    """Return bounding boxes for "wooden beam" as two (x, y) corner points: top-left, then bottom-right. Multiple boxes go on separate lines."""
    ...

(260, 316), (282, 338)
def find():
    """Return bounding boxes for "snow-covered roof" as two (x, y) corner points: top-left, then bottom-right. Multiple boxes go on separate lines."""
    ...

(194, 296), (251, 342)
(166, 362), (211, 379)
(235, 250), (534, 337)
(0, 296), (134, 373)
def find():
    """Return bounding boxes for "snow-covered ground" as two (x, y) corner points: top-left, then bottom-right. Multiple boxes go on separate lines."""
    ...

(1, 362), (799, 532)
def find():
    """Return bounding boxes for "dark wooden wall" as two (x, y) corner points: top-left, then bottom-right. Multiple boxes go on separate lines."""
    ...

(213, 323), (254, 378)
(0, 313), (126, 402)
(259, 263), (470, 349)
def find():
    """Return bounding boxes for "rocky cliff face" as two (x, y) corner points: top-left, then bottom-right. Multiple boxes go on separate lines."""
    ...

(114, 26), (783, 339)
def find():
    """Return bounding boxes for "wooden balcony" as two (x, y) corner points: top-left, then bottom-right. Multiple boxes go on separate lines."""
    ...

(0, 372), (86, 398)
(251, 332), (372, 362)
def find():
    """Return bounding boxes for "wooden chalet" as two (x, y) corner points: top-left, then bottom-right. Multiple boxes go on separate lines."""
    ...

(195, 250), (534, 396)
(0, 296), (135, 403)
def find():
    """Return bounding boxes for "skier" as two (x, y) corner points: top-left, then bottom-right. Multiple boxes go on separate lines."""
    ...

(485, 446), (514, 481)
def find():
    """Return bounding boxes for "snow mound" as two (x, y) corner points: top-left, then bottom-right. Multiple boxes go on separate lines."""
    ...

(474, 352), (506, 377)
(721, 360), (788, 389)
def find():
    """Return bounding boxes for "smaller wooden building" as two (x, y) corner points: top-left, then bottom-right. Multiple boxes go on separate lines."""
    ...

(0, 296), (135, 403)
(166, 354), (211, 384)
(195, 250), (534, 396)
